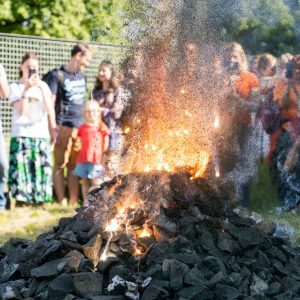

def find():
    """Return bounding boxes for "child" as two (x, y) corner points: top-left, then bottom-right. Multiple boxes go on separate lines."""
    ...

(73, 100), (109, 205)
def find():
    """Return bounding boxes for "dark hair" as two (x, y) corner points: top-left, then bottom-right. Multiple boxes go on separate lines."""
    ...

(94, 60), (119, 92)
(257, 54), (276, 73)
(71, 43), (92, 57)
(19, 52), (38, 78)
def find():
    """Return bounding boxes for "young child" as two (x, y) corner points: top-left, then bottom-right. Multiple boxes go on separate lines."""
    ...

(73, 100), (109, 205)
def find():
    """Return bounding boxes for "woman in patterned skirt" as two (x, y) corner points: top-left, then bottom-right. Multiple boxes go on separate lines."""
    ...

(8, 52), (56, 205)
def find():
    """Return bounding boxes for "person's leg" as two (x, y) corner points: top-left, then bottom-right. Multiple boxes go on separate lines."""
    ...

(67, 164), (79, 206)
(53, 126), (73, 203)
(34, 138), (53, 204)
(67, 128), (80, 206)
(81, 178), (91, 205)
(0, 131), (7, 209)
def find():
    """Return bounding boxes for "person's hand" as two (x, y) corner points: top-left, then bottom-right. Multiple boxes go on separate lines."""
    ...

(50, 127), (58, 145)
(24, 74), (41, 91)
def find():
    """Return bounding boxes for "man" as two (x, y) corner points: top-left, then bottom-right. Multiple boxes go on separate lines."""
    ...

(0, 64), (9, 209)
(44, 43), (92, 206)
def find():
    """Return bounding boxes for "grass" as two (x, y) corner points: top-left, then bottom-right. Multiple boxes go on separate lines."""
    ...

(0, 203), (75, 246)
(250, 158), (300, 244)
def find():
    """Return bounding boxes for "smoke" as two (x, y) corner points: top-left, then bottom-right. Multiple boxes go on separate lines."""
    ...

(119, 0), (264, 193)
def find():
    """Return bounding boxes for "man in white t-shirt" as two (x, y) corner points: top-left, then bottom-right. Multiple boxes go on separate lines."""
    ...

(0, 64), (9, 209)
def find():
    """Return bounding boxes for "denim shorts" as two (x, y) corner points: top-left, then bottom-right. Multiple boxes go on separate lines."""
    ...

(73, 163), (104, 179)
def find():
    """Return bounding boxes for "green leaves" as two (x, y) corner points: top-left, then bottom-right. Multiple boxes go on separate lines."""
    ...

(226, 0), (300, 54)
(0, 0), (127, 44)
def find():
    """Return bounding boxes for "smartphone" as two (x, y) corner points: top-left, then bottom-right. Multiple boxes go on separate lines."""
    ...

(28, 69), (36, 78)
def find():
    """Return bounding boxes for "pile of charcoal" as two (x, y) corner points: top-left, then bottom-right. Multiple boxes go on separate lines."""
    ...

(0, 172), (300, 300)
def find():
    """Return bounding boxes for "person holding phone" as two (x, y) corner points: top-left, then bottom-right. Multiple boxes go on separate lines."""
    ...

(0, 63), (9, 210)
(8, 52), (56, 206)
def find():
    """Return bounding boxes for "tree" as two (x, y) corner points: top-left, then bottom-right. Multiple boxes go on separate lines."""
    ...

(223, 0), (300, 55)
(0, 0), (126, 44)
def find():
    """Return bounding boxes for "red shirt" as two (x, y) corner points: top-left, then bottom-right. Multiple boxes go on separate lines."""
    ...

(76, 124), (107, 164)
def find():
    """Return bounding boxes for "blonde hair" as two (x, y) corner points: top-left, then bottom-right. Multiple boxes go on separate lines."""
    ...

(84, 100), (100, 111)
(281, 53), (293, 64)
(226, 42), (248, 71)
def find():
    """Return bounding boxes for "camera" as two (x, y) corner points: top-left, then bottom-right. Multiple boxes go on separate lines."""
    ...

(225, 61), (240, 72)
(28, 68), (36, 78)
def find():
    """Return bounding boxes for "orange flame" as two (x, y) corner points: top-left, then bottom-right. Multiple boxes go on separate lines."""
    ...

(139, 224), (151, 237)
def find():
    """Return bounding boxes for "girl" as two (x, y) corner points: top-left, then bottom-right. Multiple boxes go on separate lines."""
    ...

(92, 60), (124, 179)
(8, 52), (56, 205)
(73, 100), (109, 204)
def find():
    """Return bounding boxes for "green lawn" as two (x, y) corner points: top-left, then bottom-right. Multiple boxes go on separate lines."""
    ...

(0, 203), (74, 245)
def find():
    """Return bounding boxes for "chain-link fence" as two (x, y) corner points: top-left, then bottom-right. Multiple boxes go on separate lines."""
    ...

(0, 33), (126, 134)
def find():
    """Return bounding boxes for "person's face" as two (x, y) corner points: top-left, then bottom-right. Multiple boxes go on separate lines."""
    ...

(77, 51), (92, 71)
(84, 105), (100, 125)
(230, 49), (241, 64)
(225, 50), (242, 73)
(98, 65), (113, 82)
(293, 64), (300, 81)
(21, 58), (39, 79)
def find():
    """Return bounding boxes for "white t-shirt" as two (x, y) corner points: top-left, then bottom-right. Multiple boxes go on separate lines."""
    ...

(9, 81), (51, 138)
(0, 64), (8, 133)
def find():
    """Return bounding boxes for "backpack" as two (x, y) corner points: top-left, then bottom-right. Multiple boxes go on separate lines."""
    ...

(260, 88), (281, 134)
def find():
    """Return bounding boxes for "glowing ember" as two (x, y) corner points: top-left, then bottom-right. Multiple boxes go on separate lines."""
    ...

(105, 218), (120, 233)
(124, 127), (130, 134)
(184, 110), (192, 117)
(190, 151), (210, 180)
(213, 114), (220, 128)
(140, 225), (151, 237)
(134, 248), (143, 256)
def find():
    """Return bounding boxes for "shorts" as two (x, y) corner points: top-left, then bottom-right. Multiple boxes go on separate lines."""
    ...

(54, 125), (81, 169)
(73, 163), (104, 179)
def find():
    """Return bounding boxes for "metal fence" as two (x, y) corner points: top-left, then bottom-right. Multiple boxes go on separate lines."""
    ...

(0, 33), (126, 134)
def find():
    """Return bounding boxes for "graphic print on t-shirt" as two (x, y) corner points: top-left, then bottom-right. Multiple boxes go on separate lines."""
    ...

(64, 78), (86, 105)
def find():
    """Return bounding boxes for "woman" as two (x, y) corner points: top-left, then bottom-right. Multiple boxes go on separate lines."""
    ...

(0, 63), (9, 210)
(8, 52), (56, 205)
(223, 43), (260, 207)
(92, 60), (124, 179)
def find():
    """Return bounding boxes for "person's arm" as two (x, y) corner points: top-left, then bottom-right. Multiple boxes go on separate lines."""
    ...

(43, 70), (59, 120)
(16, 75), (40, 115)
(39, 83), (57, 143)
(9, 77), (38, 116)
(103, 134), (109, 152)
(0, 65), (9, 99)
(284, 136), (300, 172)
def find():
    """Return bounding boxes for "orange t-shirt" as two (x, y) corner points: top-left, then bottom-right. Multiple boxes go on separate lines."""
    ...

(235, 71), (260, 99)
(76, 124), (108, 164)
(235, 71), (260, 124)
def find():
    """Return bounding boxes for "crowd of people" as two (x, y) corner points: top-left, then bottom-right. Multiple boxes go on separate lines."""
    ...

(0, 41), (300, 213)
(0, 43), (125, 209)
(216, 42), (300, 213)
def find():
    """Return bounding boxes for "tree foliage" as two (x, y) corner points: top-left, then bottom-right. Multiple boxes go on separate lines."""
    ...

(1, 0), (300, 54)
(223, 0), (300, 55)
(0, 0), (126, 44)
